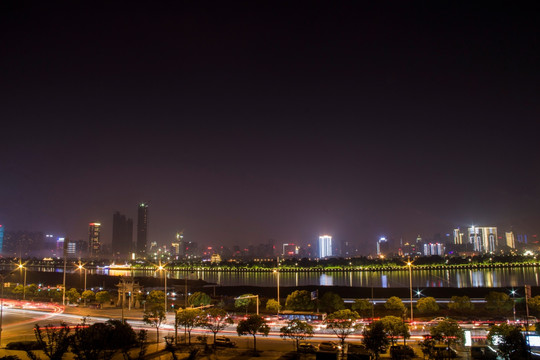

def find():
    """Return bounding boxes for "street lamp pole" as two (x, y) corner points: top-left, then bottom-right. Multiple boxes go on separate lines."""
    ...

(275, 256), (280, 315)
(157, 263), (167, 313)
(18, 264), (26, 301)
(511, 289), (517, 322)
(407, 258), (413, 323)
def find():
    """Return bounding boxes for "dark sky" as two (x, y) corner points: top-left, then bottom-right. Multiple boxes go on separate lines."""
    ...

(1, 1), (539, 253)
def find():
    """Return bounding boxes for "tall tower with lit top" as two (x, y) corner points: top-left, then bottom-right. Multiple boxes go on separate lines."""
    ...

(137, 203), (148, 257)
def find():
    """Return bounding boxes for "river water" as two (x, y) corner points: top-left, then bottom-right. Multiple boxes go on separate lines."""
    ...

(91, 266), (540, 288)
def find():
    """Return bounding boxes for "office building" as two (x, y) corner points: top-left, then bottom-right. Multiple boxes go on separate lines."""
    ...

(468, 226), (497, 253)
(506, 232), (516, 249)
(0, 225), (3, 253)
(282, 243), (299, 257)
(3, 231), (44, 257)
(453, 228), (464, 244)
(88, 223), (101, 256)
(112, 211), (133, 259)
(423, 242), (445, 256)
(318, 235), (332, 258)
(137, 203), (148, 257)
(376, 237), (388, 256)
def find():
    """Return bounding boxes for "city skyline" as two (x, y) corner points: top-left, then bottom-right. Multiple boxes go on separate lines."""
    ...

(1, 2), (539, 251)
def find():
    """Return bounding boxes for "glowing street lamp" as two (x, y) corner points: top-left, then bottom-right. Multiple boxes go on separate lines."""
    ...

(156, 262), (168, 313)
(273, 257), (280, 315)
(18, 263), (27, 300)
(510, 289), (517, 322)
(77, 263), (87, 292)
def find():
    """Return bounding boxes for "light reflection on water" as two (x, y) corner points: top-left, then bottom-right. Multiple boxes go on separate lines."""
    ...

(27, 266), (540, 288)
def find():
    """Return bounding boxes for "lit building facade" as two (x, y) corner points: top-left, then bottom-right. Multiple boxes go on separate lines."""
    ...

(468, 226), (497, 253)
(136, 203), (148, 257)
(88, 223), (101, 256)
(453, 228), (464, 244)
(505, 231), (516, 249)
(423, 242), (445, 256)
(376, 237), (388, 256)
(318, 235), (332, 258)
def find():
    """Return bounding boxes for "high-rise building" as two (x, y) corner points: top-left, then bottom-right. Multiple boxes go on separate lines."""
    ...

(112, 211), (133, 259)
(506, 232), (516, 249)
(318, 235), (332, 258)
(88, 223), (101, 256)
(453, 228), (464, 244)
(376, 237), (388, 256)
(468, 226), (497, 253)
(137, 203), (148, 257)
(0, 225), (4, 253)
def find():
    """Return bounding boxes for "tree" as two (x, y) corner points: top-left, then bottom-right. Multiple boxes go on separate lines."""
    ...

(188, 291), (211, 307)
(381, 316), (409, 346)
(143, 300), (166, 346)
(430, 319), (464, 348)
(529, 296), (540, 314)
(81, 290), (95, 304)
(25, 323), (71, 360)
(175, 308), (205, 345)
(236, 314), (270, 354)
(235, 293), (258, 314)
(325, 309), (361, 355)
(416, 297), (439, 314)
(319, 292), (345, 313)
(66, 288), (81, 304)
(488, 323), (527, 360)
(95, 290), (111, 308)
(352, 299), (374, 318)
(384, 296), (406, 317)
(202, 308), (234, 349)
(70, 319), (140, 360)
(284, 290), (314, 311)
(485, 291), (514, 313)
(266, 298), (281, 313)
(25, 284), (39, 299)
(146, 290), (165, 308)
(362, 320), (389, 360)
(280, 319), (314, 351)
(448, 295), (474, 314)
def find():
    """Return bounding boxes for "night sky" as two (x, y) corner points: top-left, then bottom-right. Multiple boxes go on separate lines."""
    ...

(1, 1), (539, 253)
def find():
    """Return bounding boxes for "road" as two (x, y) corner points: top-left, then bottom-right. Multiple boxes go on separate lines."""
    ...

(0, 300), (493, 351)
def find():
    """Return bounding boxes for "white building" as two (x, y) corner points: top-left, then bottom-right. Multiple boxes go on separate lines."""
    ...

(318, 235), (332, 258)
(468, 226), (497, 253)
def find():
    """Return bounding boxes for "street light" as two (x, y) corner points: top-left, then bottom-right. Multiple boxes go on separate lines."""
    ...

(510, 289), (517, 322)
(156, 262), (168, 313)
(274, 256), (280, 315)
(18, 263), (26, 300)
(407, 259), (413, 323)
(77, 262), (87, 305)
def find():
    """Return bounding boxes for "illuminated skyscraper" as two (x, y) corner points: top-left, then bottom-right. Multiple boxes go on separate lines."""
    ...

(112, 211), (133, 259)
(318, 235), (332, 258)
(376, 237), (388, 256)
(88, 223), (101, 256)
(0, 224), (3, 253)
(505, 232), (516, 249)
(468, 226), (497, 253)
(137, 203), (148, 257)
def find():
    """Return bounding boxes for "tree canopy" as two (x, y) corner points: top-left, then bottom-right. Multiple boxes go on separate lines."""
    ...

(416, 297), (439, 314)
(319, 292), (345, 313)
(430, 319), (464, 347)
(381, 316), (409, 346)
(362, 320), (389, 360)
(237, 315), (270, 353)
(280, 319), (314, 351)
(188, 291), (211, 307)
(485, 291), (514, 313)
(325, 309), (361, 354)
(284, 290), (314, 311)
(384, 296), (406, 317)
(488, 323), (527, 360)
